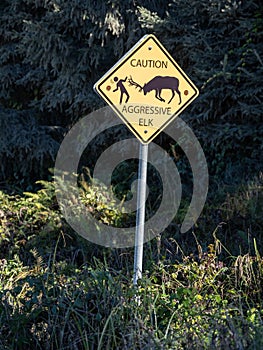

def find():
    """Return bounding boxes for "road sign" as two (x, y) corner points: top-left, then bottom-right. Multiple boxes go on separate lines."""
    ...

(94, 34), (199, 144)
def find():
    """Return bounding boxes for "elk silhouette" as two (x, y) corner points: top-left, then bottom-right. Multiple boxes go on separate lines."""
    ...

(128, 76), (181, 104)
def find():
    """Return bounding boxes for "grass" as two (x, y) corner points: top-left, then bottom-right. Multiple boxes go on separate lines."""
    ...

(0, 177), (262, 349)
(0, 245), (263, 349)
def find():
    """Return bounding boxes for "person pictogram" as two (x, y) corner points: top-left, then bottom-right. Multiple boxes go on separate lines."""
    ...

(113, 76), (130, 104)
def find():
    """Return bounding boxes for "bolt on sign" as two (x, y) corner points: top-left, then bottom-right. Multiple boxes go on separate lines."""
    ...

(94, 34), (199, 144)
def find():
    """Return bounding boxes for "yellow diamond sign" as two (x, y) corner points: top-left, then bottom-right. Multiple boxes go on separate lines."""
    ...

(94, 34), (199, 144)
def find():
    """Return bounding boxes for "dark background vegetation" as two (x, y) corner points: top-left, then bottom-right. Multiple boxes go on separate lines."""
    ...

(0, 0), (262, 188)
(0, 0), (262, 349)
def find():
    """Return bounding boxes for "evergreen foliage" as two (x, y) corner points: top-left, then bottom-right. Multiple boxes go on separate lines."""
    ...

(0, 0), (262, 186)
(0, 0), (144, 185)
(140, 0), (263, 180)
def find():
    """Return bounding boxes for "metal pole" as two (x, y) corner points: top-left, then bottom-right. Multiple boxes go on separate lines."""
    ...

(133, 142), (148, 285)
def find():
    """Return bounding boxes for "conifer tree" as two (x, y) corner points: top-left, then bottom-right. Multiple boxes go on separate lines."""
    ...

(0, 0), (262, 187)
(139, 0), (263, 179)
(0, 0), (144, 186)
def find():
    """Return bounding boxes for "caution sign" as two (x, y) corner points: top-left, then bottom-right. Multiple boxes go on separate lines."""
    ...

(94, 34), (199, 144)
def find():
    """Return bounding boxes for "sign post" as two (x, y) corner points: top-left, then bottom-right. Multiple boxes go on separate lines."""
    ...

(94, 34), (199, 284)
(133, 143), (148, 285)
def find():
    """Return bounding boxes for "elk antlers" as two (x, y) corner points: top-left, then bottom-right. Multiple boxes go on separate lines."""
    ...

(128, 76), (143, 91)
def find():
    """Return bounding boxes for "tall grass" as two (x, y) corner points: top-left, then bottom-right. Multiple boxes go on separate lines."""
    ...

(0, 177), (262, 349)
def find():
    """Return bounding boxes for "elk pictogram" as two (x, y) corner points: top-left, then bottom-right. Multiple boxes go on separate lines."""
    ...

(128, 76), (181, 104)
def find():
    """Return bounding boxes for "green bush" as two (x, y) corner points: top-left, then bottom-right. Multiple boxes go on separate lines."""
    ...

(0, 180), (262, 349)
